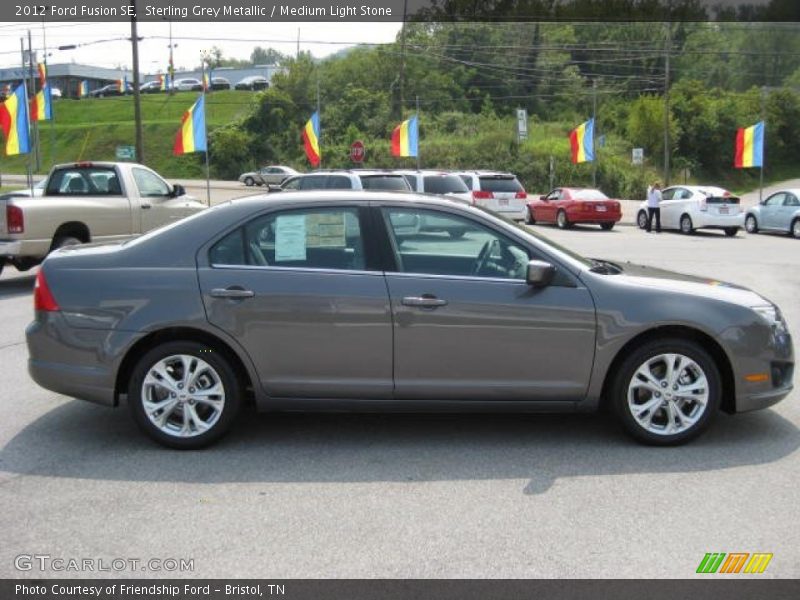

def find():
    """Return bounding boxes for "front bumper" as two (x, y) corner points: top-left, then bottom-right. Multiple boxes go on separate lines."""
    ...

(732, 329), (794, 413)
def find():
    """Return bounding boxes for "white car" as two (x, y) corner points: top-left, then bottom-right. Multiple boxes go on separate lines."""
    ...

(636, 185), (743, 236)
(395, 170), (473, 237)
(455, 170), (528, 220)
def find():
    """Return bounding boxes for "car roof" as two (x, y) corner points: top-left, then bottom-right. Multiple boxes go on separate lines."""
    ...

(454, 170), (518, 178)
(771, 188), (800, 196)
(236, 190), (462, 207)
(671, 184), (730, 195)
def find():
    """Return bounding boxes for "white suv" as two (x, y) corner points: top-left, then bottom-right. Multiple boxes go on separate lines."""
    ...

(636, 185), (743, 236)
(455, 171), (528, 220)
(280, 170), (411, 192)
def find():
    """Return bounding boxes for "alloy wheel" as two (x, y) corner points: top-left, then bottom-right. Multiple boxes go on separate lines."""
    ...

(141, 354), (226, 438)
(627, 353), (709, 436)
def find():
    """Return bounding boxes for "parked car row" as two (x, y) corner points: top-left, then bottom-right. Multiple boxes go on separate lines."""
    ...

(87, 76), (269, 97)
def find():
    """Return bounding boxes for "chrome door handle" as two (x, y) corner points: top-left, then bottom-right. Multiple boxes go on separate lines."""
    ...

(401, 295), (447, 308)
(210, 287), (255, 299)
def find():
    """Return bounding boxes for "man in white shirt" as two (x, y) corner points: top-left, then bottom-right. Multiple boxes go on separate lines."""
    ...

(646, 182), (662, 233)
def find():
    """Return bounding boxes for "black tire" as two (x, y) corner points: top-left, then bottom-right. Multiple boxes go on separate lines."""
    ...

(556, 209), (570, 229)
(0, 262), (4, 278)
(244, 176), (254, 187)
(525, 207), (536, 225)
(637, 210), (648, 230)
(610, 338), (721, 446)
(680, 214), (694, 235)
(600, 222), (615, 231)
(128, 341), (242, 449)
(724, 227), (739, 237)
(447, 228), (466, 239)
(745, 214), (758, 234)
(792, 219), (800, 239)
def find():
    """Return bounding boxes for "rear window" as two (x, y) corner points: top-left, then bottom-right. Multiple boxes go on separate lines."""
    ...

(360, 175), (410, 191)
(478, 176), (523, 193)
(423, 175), (470, 195)
(46, 166), (122, 196)
(572, 189), (609, 201)
(706, 196), (740, 204)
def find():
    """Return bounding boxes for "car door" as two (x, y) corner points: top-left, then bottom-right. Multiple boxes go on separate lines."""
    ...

(379, 205), (596, 401)
(658, 187), (681, 229)
(540, 189), (560, 222)
(132, 167), (191, 232)
(198, 204), (393, 399)
(780, 193), (800, 231)
(760, 193), (785, 230)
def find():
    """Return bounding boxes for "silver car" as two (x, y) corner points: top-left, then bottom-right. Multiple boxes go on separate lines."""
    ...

(238, 165), (298, 187)
(744, 189), (800, 238)
(26, 192), (793, 449)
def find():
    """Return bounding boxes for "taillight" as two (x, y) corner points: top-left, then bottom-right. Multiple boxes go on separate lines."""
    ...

(472, 190), (493, 203)
(515, 191), (527, 199)
(34, 270), (60, 312)
(7, 205), (24, 233)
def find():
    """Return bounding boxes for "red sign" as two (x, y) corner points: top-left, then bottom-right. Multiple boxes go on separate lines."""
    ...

(350, 140), (365, 163)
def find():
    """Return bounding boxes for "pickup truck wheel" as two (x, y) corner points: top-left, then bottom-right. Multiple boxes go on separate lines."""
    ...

(128, 341), (242, 449)
(52, 236), (82, 251)
(244, 176), (255, 187)
(611, 338), (721, 446)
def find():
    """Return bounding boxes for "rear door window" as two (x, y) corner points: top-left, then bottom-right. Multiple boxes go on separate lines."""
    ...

(46, 166), (122, 196)
(326, 175), (352, 190)
(360, 175), (410, 191)
(478, 176), (523, 193)
(299, 175), (330, 190)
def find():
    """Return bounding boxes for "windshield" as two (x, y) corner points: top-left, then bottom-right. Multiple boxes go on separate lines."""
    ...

(472, 204), (593, 268)
(424, 175), (470, 195)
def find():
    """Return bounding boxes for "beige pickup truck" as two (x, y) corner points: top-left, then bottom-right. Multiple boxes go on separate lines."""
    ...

(0, 162), (207, 275)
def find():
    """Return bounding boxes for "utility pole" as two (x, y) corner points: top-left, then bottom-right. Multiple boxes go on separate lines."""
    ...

(130, 0), (144, 163)
(398, 0), (408, 121)
(296, 28), (300, 59)
(28, 30), (40, 173)
(201, 53), (211, 206)
(663, 21), (671, 186)
(168, 19), (175, 95)
(592, 79), (597, 187)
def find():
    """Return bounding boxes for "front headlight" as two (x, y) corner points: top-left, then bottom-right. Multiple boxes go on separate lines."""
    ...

(753, 304), (788, 334)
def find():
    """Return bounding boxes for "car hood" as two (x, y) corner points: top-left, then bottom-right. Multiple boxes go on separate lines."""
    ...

(604, 262), (769, 308)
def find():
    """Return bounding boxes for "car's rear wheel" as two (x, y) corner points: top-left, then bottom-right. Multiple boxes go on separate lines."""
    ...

(724, 227), (739, 237)
(525, 207), (536, 225)
(556, 210), (570, 229)
(680, 214), (694, 234)
(244, 176), (254, 187)
(128, 341), (242, 449)
(637, 210), (648, 229)
(611, 338), (721, 445)
(745, 214), (758, 234)
(792, 219), (800, 239)
(600, 222), (615, 231)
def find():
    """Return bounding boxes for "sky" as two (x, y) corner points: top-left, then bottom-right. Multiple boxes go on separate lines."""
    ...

(0, 21), (403, 73)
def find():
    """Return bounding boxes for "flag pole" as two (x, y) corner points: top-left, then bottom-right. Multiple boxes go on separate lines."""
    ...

(415, 94), (420, 170)
(201, 57), (210, 207)
(316, 78), (321, 170)
(28, 30), (41, 174)
(20, 37), (33, 194)
(759, 86), (766, 203)
(591, 79), (597, 187)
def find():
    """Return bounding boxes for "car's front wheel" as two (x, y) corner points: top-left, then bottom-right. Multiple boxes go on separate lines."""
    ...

(128, 341), (242, 449)
(637, 210), (647, 229)
(244, 176), (254, 187)
(792, 219), (800, 239)
(745, 214), (758, 234)
(611, 338), (721, 445)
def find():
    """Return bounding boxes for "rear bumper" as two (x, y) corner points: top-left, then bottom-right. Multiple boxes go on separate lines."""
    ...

(691, 212), (744, 229)
(567, 209), (622, 223)
(0, 238), (51, 258)
(26, 313), (144, 407)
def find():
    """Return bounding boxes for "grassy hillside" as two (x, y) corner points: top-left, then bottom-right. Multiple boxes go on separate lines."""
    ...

(0, 90), (257, 179)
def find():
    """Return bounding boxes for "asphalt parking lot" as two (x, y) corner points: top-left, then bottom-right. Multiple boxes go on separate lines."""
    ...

(0, 222), (798, 579)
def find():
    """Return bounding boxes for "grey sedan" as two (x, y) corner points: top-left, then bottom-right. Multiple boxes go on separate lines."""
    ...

(744, 189), (800, 238)
(26, 192), (794, 449)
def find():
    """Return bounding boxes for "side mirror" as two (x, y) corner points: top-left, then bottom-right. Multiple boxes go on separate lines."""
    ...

(172, 183), (186, 197)
(267, 184), (283, 193)
(539, 195), (548, 201)
(526, 260), (556, 288)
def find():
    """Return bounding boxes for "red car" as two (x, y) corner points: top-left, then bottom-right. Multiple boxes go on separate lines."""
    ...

(526, 187), (622, 230)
